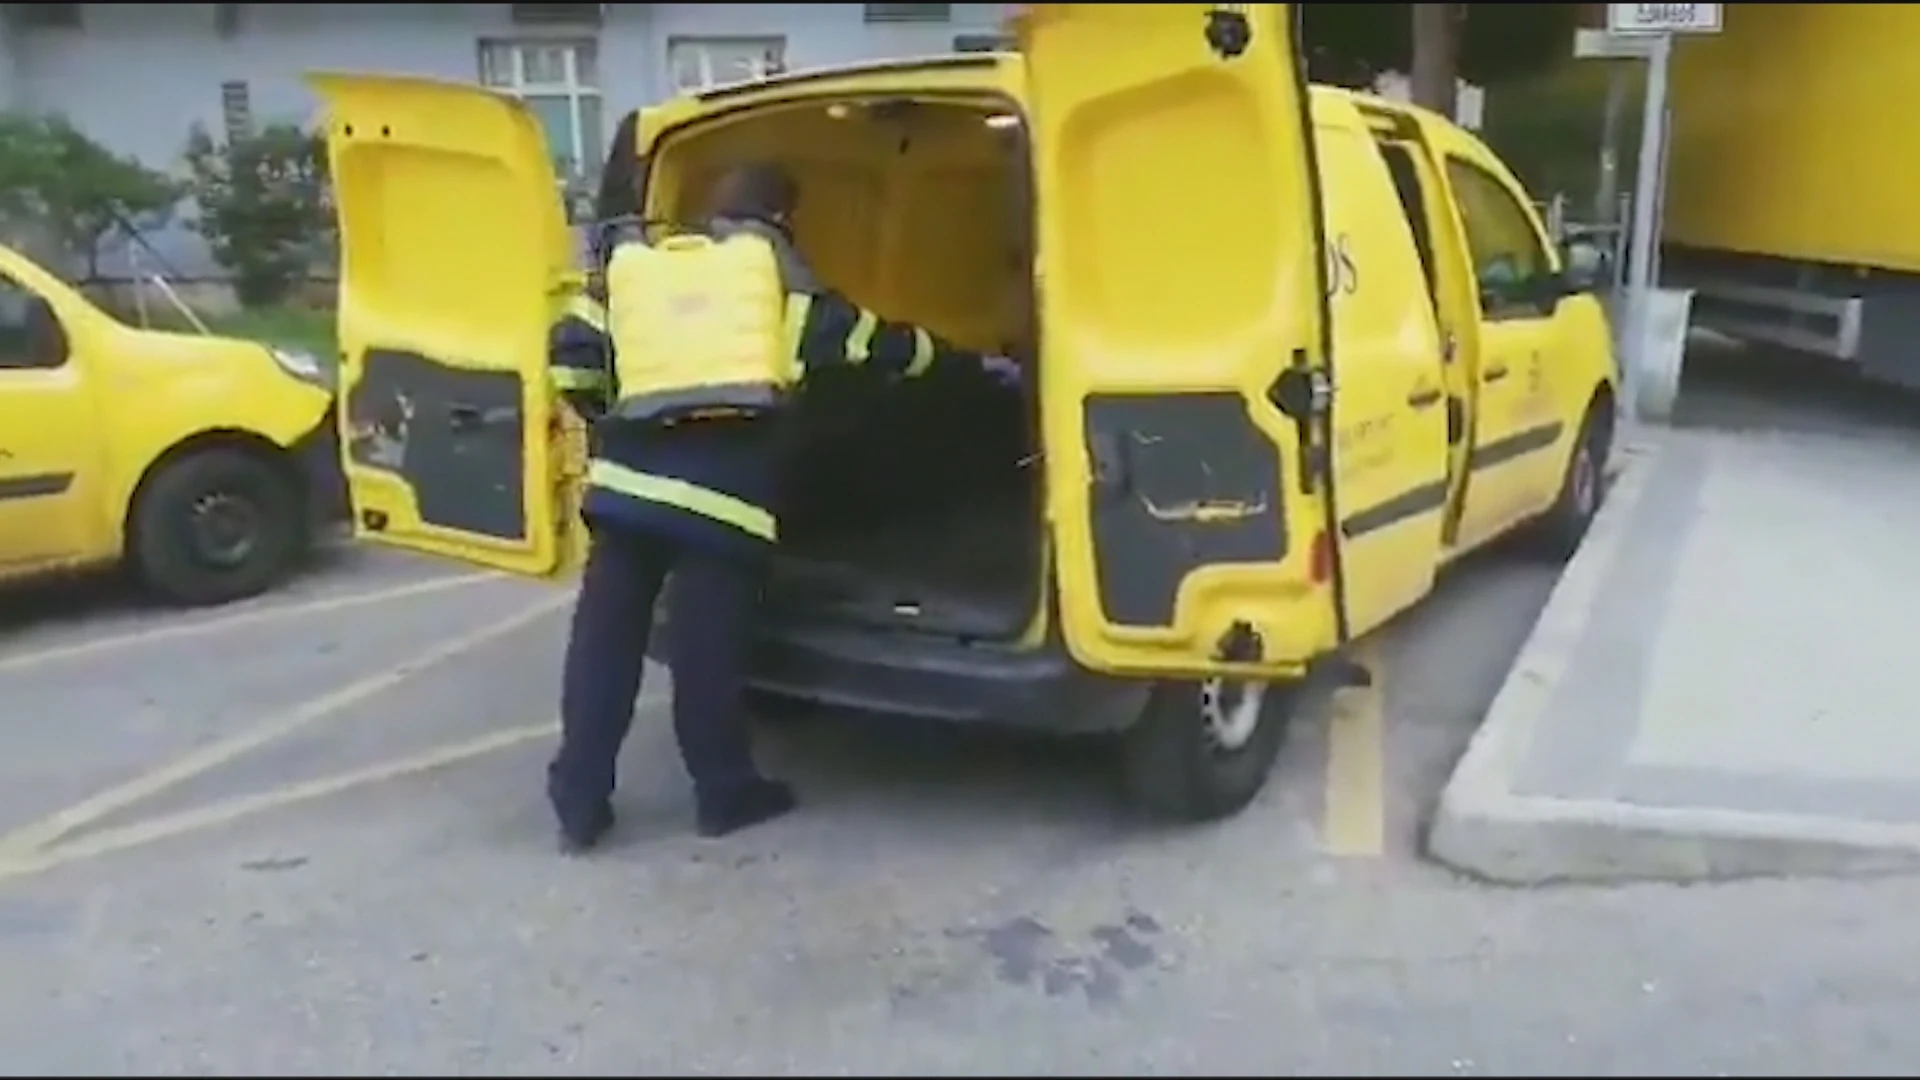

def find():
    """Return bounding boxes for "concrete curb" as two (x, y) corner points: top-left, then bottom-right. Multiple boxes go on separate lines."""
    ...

(1426, 429), (1920, 884)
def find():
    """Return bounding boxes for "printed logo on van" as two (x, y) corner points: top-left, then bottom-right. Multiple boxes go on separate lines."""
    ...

(1323, 233), (1359, 300)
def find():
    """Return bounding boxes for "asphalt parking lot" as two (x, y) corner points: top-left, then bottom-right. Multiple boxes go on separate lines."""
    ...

(0, 535), (1561, 1074)
(11, 459), (1920, 1074)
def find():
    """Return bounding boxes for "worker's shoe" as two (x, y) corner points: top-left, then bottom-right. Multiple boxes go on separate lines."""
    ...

(556, 802), (615, 856)
(696, 778), (797, 838)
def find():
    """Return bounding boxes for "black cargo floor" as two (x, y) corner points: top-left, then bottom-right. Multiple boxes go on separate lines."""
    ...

(766, 498), (1035, 638)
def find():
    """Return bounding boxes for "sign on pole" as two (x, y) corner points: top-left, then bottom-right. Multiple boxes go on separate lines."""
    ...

(1601, 3), (1720, 421)
(1605, 4), (1723, 36)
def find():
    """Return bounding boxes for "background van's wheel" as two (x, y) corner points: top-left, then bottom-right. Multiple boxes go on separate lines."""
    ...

(132, 447), (305, 607)
(1119, 677), (1295, 822)
(1534, 402), (1613, 562)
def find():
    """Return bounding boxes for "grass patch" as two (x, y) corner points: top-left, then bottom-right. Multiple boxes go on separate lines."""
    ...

(135, 303), (337, 359)
(204, 305), (337, 358)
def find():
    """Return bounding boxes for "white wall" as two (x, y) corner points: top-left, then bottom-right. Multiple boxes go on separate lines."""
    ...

(7, 3), (1017, 277)
(0, 15), (18, 111)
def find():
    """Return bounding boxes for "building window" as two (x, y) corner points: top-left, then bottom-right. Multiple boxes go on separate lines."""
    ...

(864, 4), (951, 23)
(220, 81), (255, 143)
(952, 33), (1013, 53)
(666, 37), (788, 95)
(478, 39), (604, 181)
(11, 4), (82, 30)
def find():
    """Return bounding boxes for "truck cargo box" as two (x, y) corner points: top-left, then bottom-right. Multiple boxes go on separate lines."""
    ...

(1663, 4), (1920, 386)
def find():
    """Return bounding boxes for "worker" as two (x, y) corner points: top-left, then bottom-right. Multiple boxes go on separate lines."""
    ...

(545, 151), (1021, 853)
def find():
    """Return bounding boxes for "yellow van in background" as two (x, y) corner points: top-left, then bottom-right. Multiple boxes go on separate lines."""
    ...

(0, 241), (342, 606)
(311, 3), (1616, 821)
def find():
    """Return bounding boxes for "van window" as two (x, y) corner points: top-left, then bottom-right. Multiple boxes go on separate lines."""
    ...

(1314, 123), (1443, 371)
(0, 276), (61, 370)
(1374, 141), (1438, 303)
(1444, 159), (1553, 321)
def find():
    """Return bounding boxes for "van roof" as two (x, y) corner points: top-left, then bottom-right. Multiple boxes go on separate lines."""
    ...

(681, 50), (1453, 135)
(690, 53), (1009, 103)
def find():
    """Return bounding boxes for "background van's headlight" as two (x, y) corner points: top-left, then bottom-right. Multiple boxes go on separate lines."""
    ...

(270, 346), (333, 389)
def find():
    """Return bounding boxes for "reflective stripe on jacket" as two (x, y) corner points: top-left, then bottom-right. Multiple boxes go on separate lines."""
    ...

(549, 288), (613, 415)
(586, 458), (776, 542)
(557, 217), (987, 548)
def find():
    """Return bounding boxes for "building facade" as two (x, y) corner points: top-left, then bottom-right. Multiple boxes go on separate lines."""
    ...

(0, 2), (1017, 277)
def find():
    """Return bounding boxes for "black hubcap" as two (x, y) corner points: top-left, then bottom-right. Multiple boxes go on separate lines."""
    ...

(188, 491), (259, 569)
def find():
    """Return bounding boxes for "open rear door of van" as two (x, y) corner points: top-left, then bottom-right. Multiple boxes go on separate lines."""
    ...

(308, 73), (576, 579)
(1018, 4), (1343, 679)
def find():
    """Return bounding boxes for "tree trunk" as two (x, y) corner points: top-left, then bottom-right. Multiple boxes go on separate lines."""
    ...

(1410, 3), (1462, 119)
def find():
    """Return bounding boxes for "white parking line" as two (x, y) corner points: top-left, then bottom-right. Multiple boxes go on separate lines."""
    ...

(0, 589), (571, 861)
(0, 718), (587, 884)
(0, 570), (504, 675)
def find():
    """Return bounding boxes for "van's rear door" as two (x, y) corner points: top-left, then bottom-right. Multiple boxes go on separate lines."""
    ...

(1019, 4), (1342, 679)
(308, 73), (576, 578)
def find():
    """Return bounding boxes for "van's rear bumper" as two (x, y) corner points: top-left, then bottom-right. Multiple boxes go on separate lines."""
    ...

(653, 615), (1146, 734)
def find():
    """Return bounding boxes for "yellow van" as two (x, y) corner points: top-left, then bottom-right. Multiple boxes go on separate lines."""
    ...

(0, 242), (341, 606)
(311, 3), (1616, 821)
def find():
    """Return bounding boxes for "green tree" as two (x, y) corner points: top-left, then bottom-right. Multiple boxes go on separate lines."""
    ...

(1304, 4), (1588, 103)
(183, 122), (333, 307)
(0, 113), (182, 280)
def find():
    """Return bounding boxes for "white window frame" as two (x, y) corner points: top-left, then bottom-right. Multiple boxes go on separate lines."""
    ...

(219, 79), (255, 143)
(864, 4), (952, 23)
(477, 38), (603, 181)
(666, 36), (788, 95)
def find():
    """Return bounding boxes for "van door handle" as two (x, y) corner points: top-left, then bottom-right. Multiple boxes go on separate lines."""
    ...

(1407, 388), (1443, 410)
(1483, 366), (1510, 384)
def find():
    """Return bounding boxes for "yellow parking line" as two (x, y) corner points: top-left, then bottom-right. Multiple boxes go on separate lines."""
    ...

(0, 589), (571, 861)
(0, 719), (568, 884)
(1322, 644), (1385, 857)
(0, 570), (503, 675)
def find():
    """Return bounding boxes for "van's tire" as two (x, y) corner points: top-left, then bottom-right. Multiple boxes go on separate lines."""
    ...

(1534, 403), (1613, 562)
(1119, 677), (1295, 823)
(130, 447), (306, 608)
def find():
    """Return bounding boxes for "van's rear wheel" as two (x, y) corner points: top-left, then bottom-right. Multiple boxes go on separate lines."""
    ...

(1119, 677), (1294, 822)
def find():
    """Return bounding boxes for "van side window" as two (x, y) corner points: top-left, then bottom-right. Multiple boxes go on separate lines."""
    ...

(1374, 141), (1439, 304)
(0, 275), (63, 370)
(1444, 159), (1553, 321)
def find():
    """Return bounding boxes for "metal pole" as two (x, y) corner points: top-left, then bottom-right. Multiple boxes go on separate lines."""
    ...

(1650, 75), (1676, 289)
(1596, 63), (1631, 223)
(1622, 31), (1673, 425)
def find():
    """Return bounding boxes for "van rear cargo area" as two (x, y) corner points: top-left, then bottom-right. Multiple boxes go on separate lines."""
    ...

(648, 93), (1044, 643)
(765, 365), (1039, 641)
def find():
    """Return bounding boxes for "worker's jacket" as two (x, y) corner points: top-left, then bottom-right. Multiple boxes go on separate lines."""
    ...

(546, 216), (986, 560)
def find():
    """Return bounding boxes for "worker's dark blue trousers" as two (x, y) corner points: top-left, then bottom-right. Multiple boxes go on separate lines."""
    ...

(547, 524), (761, 831)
